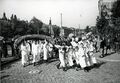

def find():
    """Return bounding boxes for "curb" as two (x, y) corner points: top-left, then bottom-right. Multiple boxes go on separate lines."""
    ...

(1, 57), (20, 66)
(96, 57), (120, 62)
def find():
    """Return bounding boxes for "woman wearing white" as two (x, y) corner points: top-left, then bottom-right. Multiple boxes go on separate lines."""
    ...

(67, 46), (74, 67)
(20, 42), (28, 67)
(88, 40), (97, 65)
(78, 42), (87, 69)
(25, 41), (31, 64)
(37, 40), (43, 61)
(32, 41), (39, 66)
(43, 39), (49, 61)
(55, 44), (67, 71)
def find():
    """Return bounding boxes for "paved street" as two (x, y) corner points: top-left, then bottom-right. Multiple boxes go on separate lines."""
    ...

(1, 52), (120, 83)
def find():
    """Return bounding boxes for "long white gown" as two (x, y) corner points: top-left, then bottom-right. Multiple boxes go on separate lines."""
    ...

(43, 42), (48, 60)
(89, 42), (97, 65)
(67, 48), (74, 66)
(77, 43), (87, 68)
(21, 44), (28, 66)
(55, 45), (65, 67)
(32, 42), (39, 63)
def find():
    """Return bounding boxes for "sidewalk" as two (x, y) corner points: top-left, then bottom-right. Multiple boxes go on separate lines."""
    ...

(1, 56), (19, 65)
(95, 51), (120, 62)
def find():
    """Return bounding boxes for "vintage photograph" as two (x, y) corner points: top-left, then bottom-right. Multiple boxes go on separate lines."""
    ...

(0, 0), (120, 83)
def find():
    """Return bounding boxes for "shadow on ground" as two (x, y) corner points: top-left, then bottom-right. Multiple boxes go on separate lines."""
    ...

(1, 59), (20, 70)
(1, 75), (10, 79)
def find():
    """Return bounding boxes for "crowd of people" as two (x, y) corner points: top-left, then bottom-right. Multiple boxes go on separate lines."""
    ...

(19, 39), (54, 67)
(54, 36), (98, 72)
(19, 35), (100, 72)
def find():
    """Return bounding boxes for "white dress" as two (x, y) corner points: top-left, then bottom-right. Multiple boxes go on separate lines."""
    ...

(67, 48), (74, 66)
(55, 45), (65, 67)
(43, 42), (48, 60)
(77, 45), (87, 68)
(32, 43), (39, 63)
(21, 44), (28, 65)
(89, 43), (97, 65)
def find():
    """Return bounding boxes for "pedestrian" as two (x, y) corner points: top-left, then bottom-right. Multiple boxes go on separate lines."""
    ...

(106, 38), (111, 55)
(100, 37), (106, 58)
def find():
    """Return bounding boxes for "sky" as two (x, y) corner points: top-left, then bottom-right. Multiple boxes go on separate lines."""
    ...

(0, 0), (99, 29)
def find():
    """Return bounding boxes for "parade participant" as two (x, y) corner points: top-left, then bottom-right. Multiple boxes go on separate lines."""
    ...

(88, 39), (97, 66)
(32, 40), (39, 66)
(96, 36), (101, 52)
(37, 40), (43, 62)
(43, 39), (49, 62)
(77, 41), (88, 71)
(20, 41), (28, 67)
(74, 37), (80, 67)
(93, 36), (98, 52)
(55, 44), (67, 71)
(36, 40), (41, 62)
(48, 42), (54, 59)
(106, 38), (111, 55)
(80, 36), (90, 72)
(70, 37), (78, 64)
(67, 45), (74, 68)
(25, 40), (31, 64)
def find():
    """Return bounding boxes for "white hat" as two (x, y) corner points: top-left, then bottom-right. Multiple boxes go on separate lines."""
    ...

(82, 36), (86, 40)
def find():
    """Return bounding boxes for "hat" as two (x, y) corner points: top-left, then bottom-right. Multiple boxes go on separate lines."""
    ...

(82, 36), (86, 40)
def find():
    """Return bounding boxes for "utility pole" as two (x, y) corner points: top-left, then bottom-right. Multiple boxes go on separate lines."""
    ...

(61, 13), (62, 28)
(60, 13), (64, 37)
(49, 17), (54, 38)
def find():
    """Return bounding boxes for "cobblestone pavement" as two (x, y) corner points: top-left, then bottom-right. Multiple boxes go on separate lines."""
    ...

(1, 55), (120, 83)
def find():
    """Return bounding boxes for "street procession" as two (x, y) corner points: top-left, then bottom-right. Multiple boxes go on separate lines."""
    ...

(0, 0), (120, 83)
(15, 33), (98, 72)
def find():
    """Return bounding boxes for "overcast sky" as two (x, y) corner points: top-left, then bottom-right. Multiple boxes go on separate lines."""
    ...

(0, 0), (99, 29)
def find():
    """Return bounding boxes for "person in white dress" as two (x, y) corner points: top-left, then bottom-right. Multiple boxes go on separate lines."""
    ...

(43, 39), (49, 62)
(77, 40), (88, 71)
(80, 36), (91, 72)
(25, 41), (31, 64)
(88, 40), (97, 66)
(67, 46), (74, 68)
(37, 40), (43, 61)
(69, 37), (77, 67)
(20, 41), (28, 67)
(32, 41), (39, 66)
(55, 44), (67, 71)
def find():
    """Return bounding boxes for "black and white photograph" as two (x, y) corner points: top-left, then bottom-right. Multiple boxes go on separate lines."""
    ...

(0, 0), (120, 83)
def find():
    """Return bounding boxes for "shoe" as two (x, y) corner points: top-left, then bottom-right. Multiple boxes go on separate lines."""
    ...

(33, 62), (36, 66)
(84, 67), (89, 72)
(63, 67), (67, 72)
(99, 55), (104, 58)
(76, 68), (79, 71)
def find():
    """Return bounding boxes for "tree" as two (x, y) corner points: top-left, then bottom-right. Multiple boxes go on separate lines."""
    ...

(29, 17), (43, 34)
(96, 16), (108, 37)
(112, 0), (120, 18)
(2, 12), (7, 20)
